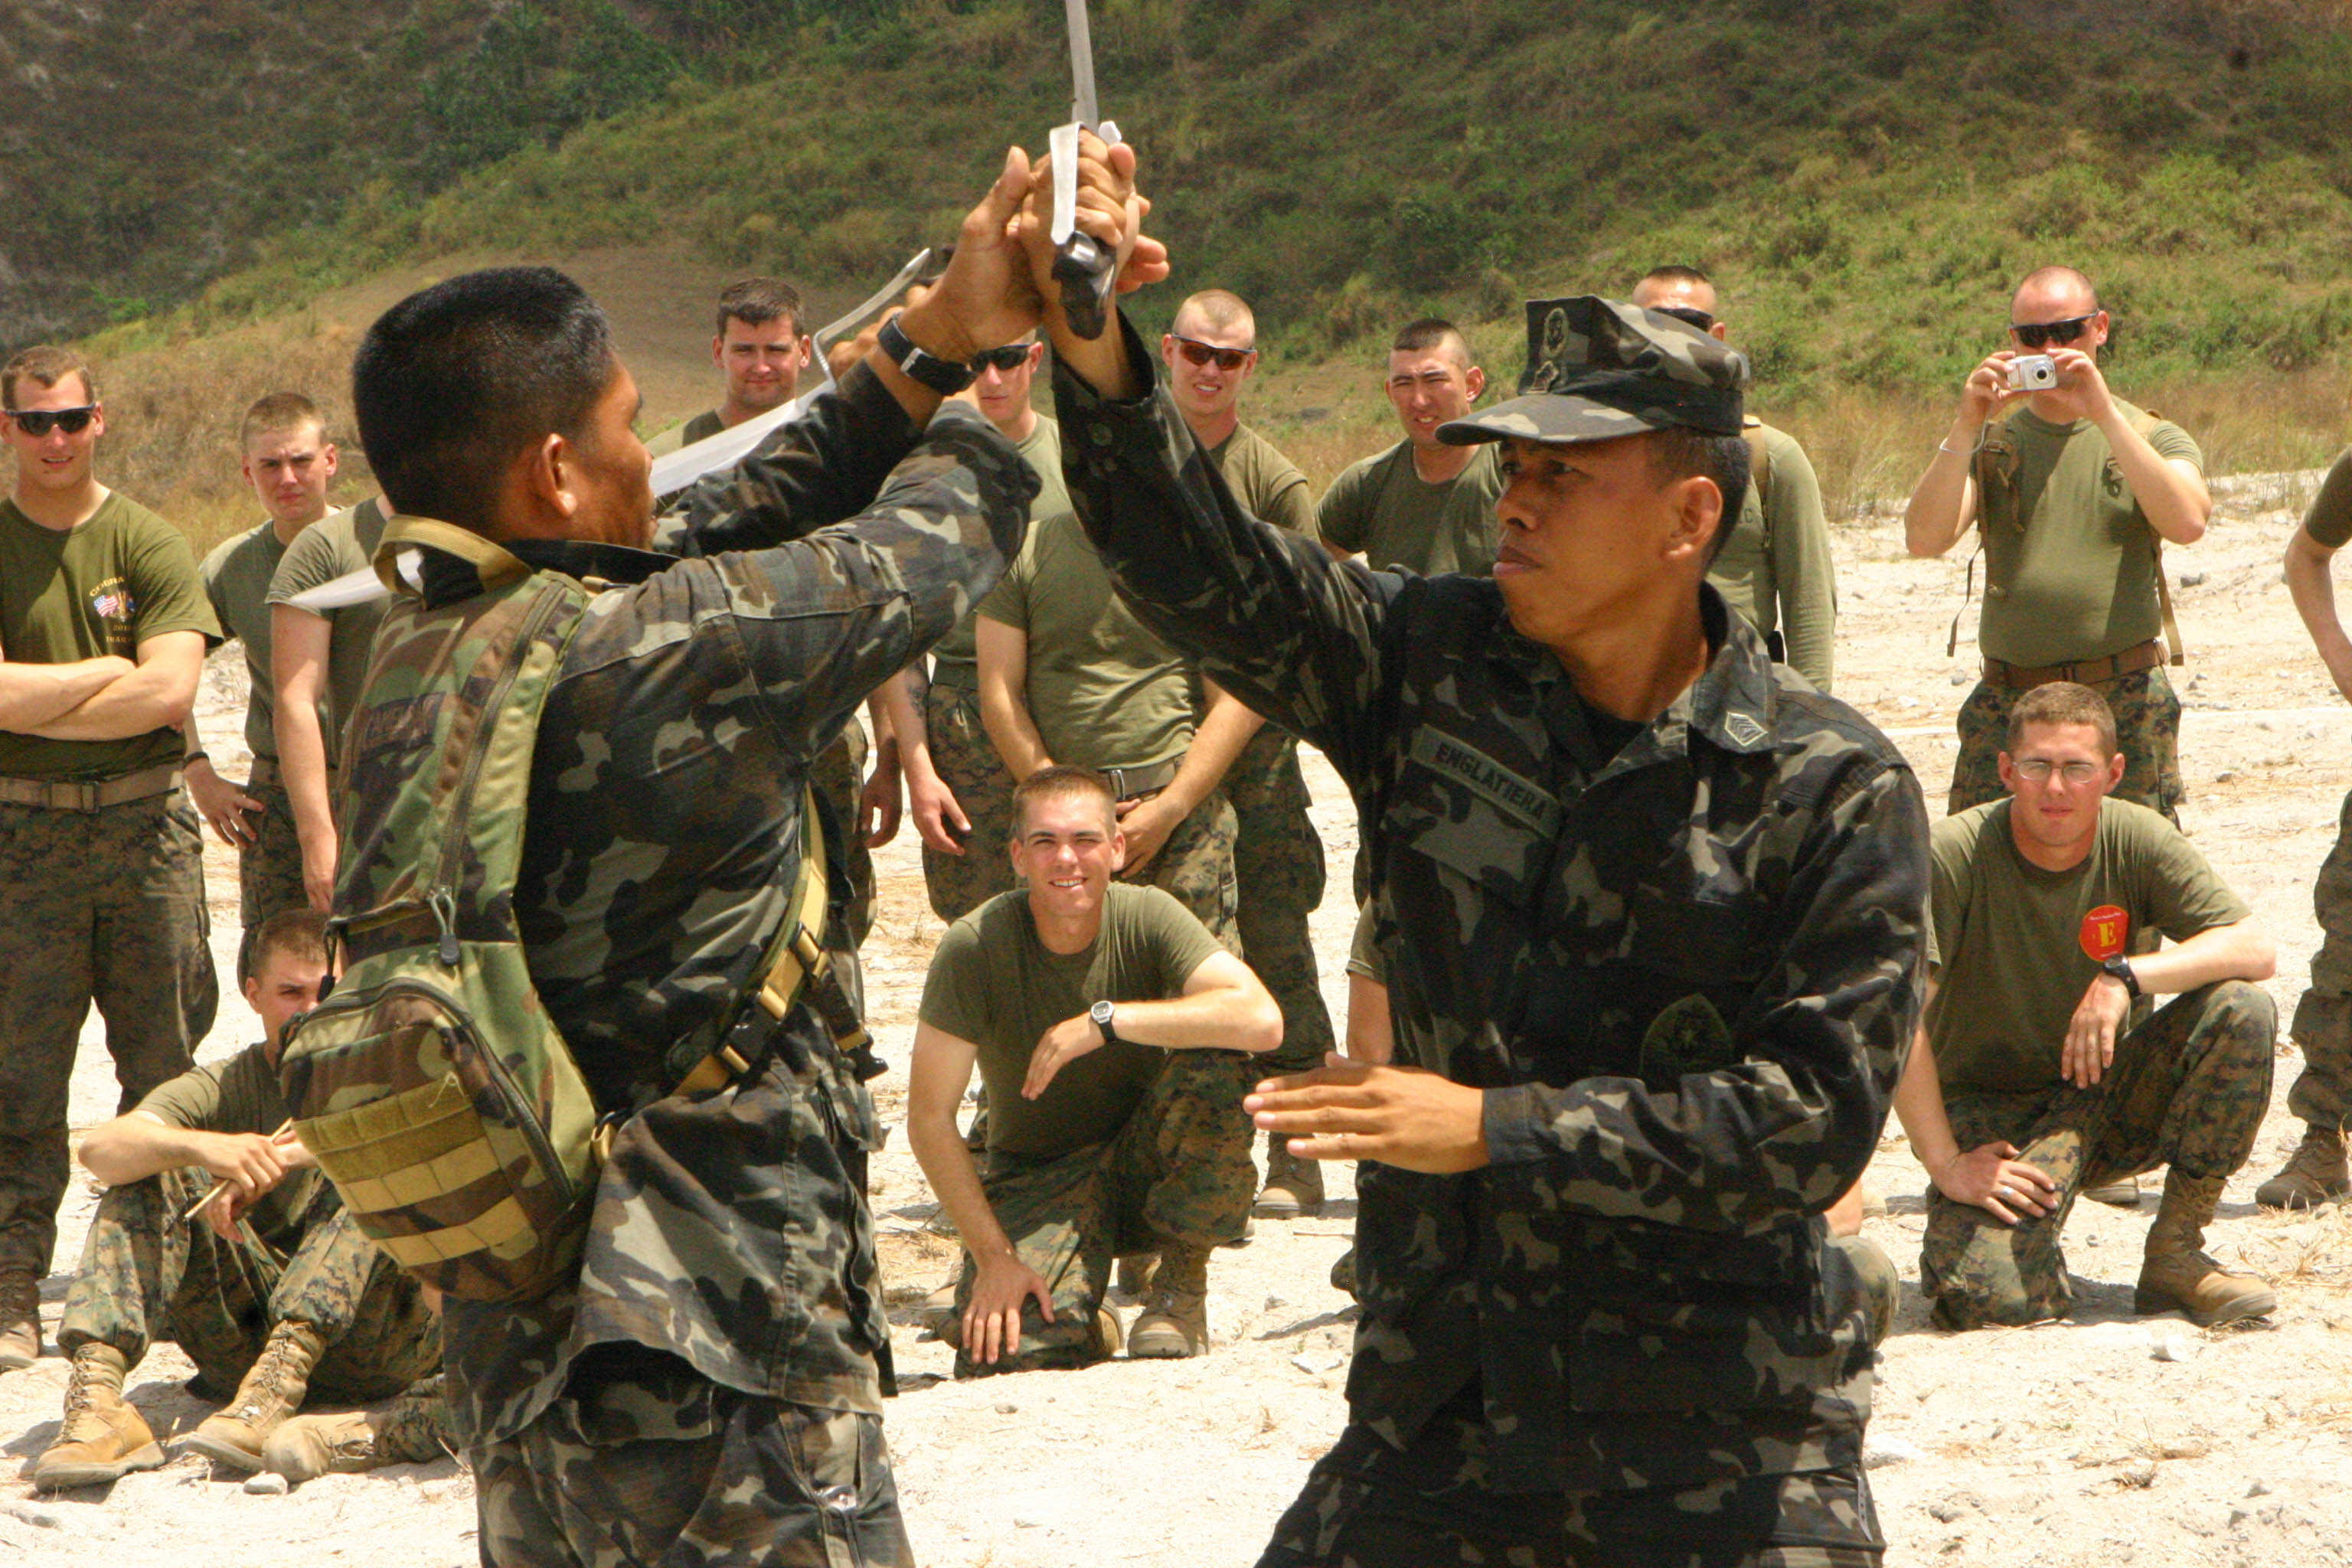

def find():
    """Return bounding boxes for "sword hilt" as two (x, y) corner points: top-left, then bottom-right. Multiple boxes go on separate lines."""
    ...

(1050, 119), (1122, 341)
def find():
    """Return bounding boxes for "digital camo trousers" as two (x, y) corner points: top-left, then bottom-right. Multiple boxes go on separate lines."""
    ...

(472, 1346), (911, 1568)
(59, 1166), (442, 1402)
(918, 681), (1019, 924)
(0, 794), (216, 1281)
(1256, 1380), (1883, 1568)
(810, 724), (877, 950)
(953, 1050), (1256, 1378)
(1947, 665), (2184, 825)
(1122, 787), (1241, 956)
(1226, 726), (1336, 1076)
(238, 779), (309, 933)
(1919, 979), (2275, 1330)
(2288, 785), (2352, 1130)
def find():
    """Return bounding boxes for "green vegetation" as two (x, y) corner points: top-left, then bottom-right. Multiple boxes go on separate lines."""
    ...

(23, 0), (2352, 521)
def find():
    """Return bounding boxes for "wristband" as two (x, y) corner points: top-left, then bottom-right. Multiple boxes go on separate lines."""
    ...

(183, 750), (210, 769)
(877, 315), (977, 396)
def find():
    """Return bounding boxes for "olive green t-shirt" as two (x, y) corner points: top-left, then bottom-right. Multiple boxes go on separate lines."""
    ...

(0, 492), (218, 780)
(1316, 439), (1504, 575)
(1926, 799), (2248, 1097)
(931, 418), (1063, 691)
(1206, 422), (1316, 537)
(266, 498), (390, 772)
(919, 883), (1228, 1156)
(200, 522), (292, 763)
(978, 511), (1195, 769)
(1975, 399), (2203, 668)
(136, 1039), (325, 1247)
(1707, 422), (1838, 692)
(2298, 447), (2352, 549)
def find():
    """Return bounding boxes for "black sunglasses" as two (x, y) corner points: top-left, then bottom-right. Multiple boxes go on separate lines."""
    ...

(1655, 305), (1715, 332)
(969, 344), (1034, 374)
(1171, 335), (1255, 372)
(2010, 313), (2096, 350)
(5, 405), (96, 437)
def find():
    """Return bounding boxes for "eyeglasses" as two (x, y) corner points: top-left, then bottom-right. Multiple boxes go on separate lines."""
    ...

(1655, 305), (1715, 332)
(2009, 314), (2096, 350)
(1171, 335), (1254, 372)
(969, 344), (1034, 374)
(2012, 757), (2103, 783)
(5, 406), (96, 437)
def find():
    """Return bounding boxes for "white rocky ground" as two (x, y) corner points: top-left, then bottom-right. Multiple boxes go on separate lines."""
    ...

(5, 480), (2351, 1566)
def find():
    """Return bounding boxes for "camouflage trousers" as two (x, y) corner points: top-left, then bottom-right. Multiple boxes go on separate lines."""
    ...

(1948, 665), (2183, 824)
(1121, 786), (1241, 955)
(953, 1051), (1256, 1378)
(812, 724), (876, 950)
(59, 1166), (441, 1402)
(237, 778), (309, 932)
(1920, 979), (2275, 1331)
(0, 794), (215, 1281)
(2286, 786), (2352, 1131)
(1227, 727), (1336, 1076)
(472, 1344), (911, 1568)
(918, 681), (1018, 923)
(1256, 1381), (1883, 1567)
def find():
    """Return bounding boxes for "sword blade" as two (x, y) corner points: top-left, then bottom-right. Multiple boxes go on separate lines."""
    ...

(1064, 0), (1100, 126)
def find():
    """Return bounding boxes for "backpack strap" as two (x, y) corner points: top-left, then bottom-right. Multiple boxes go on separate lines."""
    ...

(671, 781), (874, 1097)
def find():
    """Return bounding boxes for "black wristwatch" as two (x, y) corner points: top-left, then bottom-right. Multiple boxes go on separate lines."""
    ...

(877, 314), (976, 395)
(1089, 999), (1120, 1046)
(2100, 953), (2141, 1000)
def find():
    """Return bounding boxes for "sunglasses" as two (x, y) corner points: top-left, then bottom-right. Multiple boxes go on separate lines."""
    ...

(969, 344), (1034, 374)
(1171, 335), (1255, 372)
(5, 405), (96, 437)
(2009, 314), (2096, 350)
(1655, 305), (1716, 332)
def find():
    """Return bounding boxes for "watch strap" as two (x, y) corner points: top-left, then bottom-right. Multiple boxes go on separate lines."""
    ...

(877, 315), (976, 395)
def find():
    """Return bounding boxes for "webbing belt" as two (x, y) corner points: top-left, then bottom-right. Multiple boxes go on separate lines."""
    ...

(0, 763), (181, 812)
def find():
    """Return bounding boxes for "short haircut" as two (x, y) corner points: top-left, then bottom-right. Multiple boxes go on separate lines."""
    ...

(715, 277), (803, 338)
(1173, 289), (1255, 343)
(352, 266), (618, 535)
(1638, 264), (1713, 289)
(2014, 265), (2099, 311)
(242, 906), (330, 988)
(2007, 681), (2119, 756)
(2, 345), (97, 408)
(241, 391), (325, 449)
(1647, 428), (1753, 564)
(1393, 316), (1470, 364)
(1012, 765), (1118, 835)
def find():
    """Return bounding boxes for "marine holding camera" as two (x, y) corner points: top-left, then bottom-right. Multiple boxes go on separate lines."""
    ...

(1902, 264), (2214, 825)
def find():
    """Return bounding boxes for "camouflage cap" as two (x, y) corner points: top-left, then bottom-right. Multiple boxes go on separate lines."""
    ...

(1438, 296), (1749, 446)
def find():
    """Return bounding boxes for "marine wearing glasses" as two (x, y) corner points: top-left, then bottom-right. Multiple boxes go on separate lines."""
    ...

(4, 405), (99, 437)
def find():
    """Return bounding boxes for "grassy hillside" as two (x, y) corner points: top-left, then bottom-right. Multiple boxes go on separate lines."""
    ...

(31, 0), (2352, 541)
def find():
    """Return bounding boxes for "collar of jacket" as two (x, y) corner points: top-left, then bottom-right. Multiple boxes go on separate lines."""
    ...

(1485, 583), (1781, 770)
(414, 536), (672, 607)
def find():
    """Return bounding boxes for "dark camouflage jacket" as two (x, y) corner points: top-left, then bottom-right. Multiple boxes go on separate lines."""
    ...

(1055, 319), (1926, 1494)
(437, 366), (1034, 1445)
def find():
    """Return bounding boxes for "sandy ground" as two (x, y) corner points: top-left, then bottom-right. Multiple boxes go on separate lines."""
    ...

(7, 476), (2352, 1566)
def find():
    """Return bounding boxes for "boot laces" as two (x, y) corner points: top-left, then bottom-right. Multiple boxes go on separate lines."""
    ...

(59, 1357), (115, 1439)
(236, 1332), (305, 1420)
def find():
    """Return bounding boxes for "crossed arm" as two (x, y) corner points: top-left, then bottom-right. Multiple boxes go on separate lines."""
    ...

(906, 949), (1279, 1364)
(0, 631), (203, 740)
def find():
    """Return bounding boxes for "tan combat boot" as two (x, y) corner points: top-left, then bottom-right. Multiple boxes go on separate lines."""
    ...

(1254, 1138), (1325, 1220)
(263, 1387), (449, 1484)
(2254, 1125), (2350, 1210)
(182, 1320), (324, 1471)
(31, 1343), (165, 1489)
(1128, 1244), (1210, 1358)
(2135, 1171), (2277, 1327)
(0, 1270), (40, 1372)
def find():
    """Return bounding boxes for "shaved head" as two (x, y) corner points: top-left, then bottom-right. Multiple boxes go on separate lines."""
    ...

(1172, 289), (1256, 345)
(1632, 266), (1719, 320)
(2013, 266), (2099, 315)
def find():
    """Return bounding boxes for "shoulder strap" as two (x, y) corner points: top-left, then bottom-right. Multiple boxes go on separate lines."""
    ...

(1743, 420), (1772, 531)
(2128, 408), (2188, 665)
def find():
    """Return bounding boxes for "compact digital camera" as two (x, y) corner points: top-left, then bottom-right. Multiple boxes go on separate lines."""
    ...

(2007, 354), (2059, 391)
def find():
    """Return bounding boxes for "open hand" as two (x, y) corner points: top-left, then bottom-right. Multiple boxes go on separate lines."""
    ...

(1243, 1055), (1489, 1174)
(1932, 1141), (2060, 1226)
(187, 759), (261, 848)
(1024, 1012), (1106, 1099)
(2061, 973), (2132, 1088)
(962, 1251), (1054, 1367)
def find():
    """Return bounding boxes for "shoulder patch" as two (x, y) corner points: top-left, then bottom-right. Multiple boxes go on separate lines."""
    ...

(1407, 727), (1563, 836)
